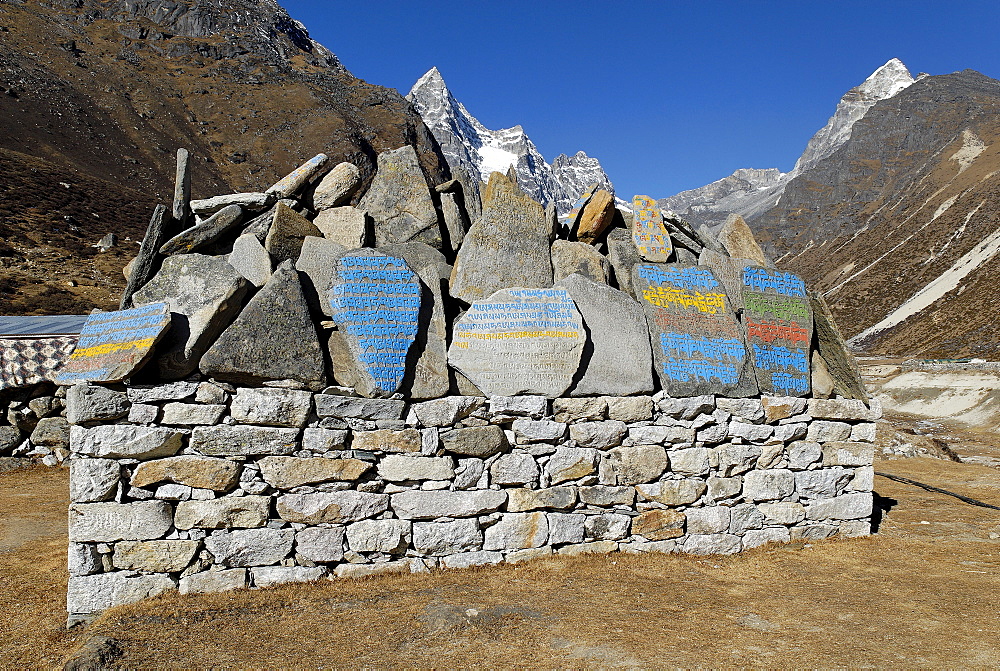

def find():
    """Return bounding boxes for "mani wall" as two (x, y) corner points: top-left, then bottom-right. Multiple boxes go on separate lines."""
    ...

(47, 148), (877, 622)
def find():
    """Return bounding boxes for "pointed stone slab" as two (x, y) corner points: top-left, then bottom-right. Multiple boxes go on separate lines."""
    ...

(450, 171), (553, 303)
(159, 204), (244, 256)
(551, 240), (608, 284)
(379, 243), (451, 400)
(264, 202), (322, 264)
(266, 153), (329, 199)
(55, 303), (171, 384)
(698, 248), (757, 311)
(228, 233), (272, 288)
(359, 145), (442, 249)
(555, 274), (654, 397)
(719, 214), (770, 267)
(201, 261), (326, 389)
(563, 182), (598, 231)
(607, 228), (642, 299)
(448, 287), (586, 398)
(133, 254), (250, 379)
(741, 266), (812, 397)
(632, 195), (673, 262)
(576, 189), (616, 244)
(327, 250), (422, 398)
(633, 263), (756, 397)
(121, 204), (170, 309)
(809, 291), (869, 401)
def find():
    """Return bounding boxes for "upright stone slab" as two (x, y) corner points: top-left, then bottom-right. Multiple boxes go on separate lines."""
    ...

(698, 248), (756, 311)
(576, 189), (616, 244)
(439, 190), (469, 252)
(327, 250), (422, 398)
(809, 291), (868, 401)
(200, 261), (325, 389)
(551, 240), (608, 284)
(55, 303), (171, 384)
(632, 195), (673, 262)
(379, 243), (450, 399)
(121, 204), (170, 310)
(172, 148), (191, 228)
(719, 214), (770, 267)
(555, 274), (654, 397)
(563, 182), (597, 232)
(741, 266), (812, 397)
(448, 287), (586, 397)
(607, 228), (642, 299)
(311, 161), (361, 209)
(450, 171), (553, 303)
(132, 254), (250, 379)
(633, 264), (756, 397)
(358, 145), (442, 249)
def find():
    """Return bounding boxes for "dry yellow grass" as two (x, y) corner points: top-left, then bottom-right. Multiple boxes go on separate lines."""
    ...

(2, 456), (999, 668)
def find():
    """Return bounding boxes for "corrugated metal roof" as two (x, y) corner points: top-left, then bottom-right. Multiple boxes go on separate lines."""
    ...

(0, 315), (89, 337)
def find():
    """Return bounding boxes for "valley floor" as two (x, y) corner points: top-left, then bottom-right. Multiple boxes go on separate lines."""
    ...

(2, 441), (998, 668)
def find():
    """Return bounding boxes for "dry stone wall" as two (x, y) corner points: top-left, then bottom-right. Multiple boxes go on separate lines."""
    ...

(66, 379), (877, 622)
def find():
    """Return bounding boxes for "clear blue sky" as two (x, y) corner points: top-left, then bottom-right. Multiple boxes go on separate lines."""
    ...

(282, 0), (1000, 199)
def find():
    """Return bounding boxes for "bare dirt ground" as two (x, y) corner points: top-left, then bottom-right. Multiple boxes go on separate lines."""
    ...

(2, 451), (999, 668)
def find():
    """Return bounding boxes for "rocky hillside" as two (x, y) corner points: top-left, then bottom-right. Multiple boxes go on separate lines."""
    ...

(753, 70), (1000, 358)
(0, 0), (448, 315)
(407, 67), (615, 215)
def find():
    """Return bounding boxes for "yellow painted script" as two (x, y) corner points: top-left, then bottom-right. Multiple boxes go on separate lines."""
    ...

(642, 287), (727, 314)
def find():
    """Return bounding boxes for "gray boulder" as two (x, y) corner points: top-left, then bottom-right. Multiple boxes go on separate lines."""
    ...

(200, 260), (326, 390)
(359, 145), (442, 249)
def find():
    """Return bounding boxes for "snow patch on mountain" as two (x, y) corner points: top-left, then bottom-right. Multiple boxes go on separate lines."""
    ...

(407, 67), (615, 214)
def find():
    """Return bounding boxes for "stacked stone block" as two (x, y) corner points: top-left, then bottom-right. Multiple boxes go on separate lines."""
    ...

(66, 380), (877, 621)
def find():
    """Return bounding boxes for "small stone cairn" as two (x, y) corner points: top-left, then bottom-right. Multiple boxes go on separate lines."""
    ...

(49, 147), (879, 624)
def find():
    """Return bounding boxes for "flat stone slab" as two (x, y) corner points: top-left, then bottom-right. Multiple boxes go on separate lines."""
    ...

(55, 303), (170, 384)
(266, 153), (329, 199)
(295, 235), (347, 317)
(633, 263), (756, 397)
(632, 195), (673, 262)
(264, 202), (322, 264)
(555, 273), (654, 396)
(328, 250), (422, 397)
(228, 233), (272, 288)
(719, 213), (769, 267)
(551, 240), (608, 284)
(160, 204), (244, 256)
(742, 266), (812, 397)
(810, 292), (869, 401)
(448, 287), (586, 397)
(313, 206), (368, 249)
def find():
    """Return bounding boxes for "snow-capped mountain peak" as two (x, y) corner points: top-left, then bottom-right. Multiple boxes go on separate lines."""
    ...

(407, 68), (615, 214)
(793, 58), (914, 173)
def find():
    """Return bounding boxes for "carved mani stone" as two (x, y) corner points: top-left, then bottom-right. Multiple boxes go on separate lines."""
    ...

(633, 263), (756, 397)
(448, 287), (586, 398)
(328, 250), (422, 398)
(741, 266), (813, 397)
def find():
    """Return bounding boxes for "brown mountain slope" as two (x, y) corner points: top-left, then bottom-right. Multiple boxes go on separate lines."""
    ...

(751, 70), (1000, 358)
(0, 0), (448, 315)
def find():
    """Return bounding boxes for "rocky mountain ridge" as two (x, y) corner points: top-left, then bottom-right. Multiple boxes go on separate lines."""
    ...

(0, 0), (449, 315)
(407, 67), (615, 215)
